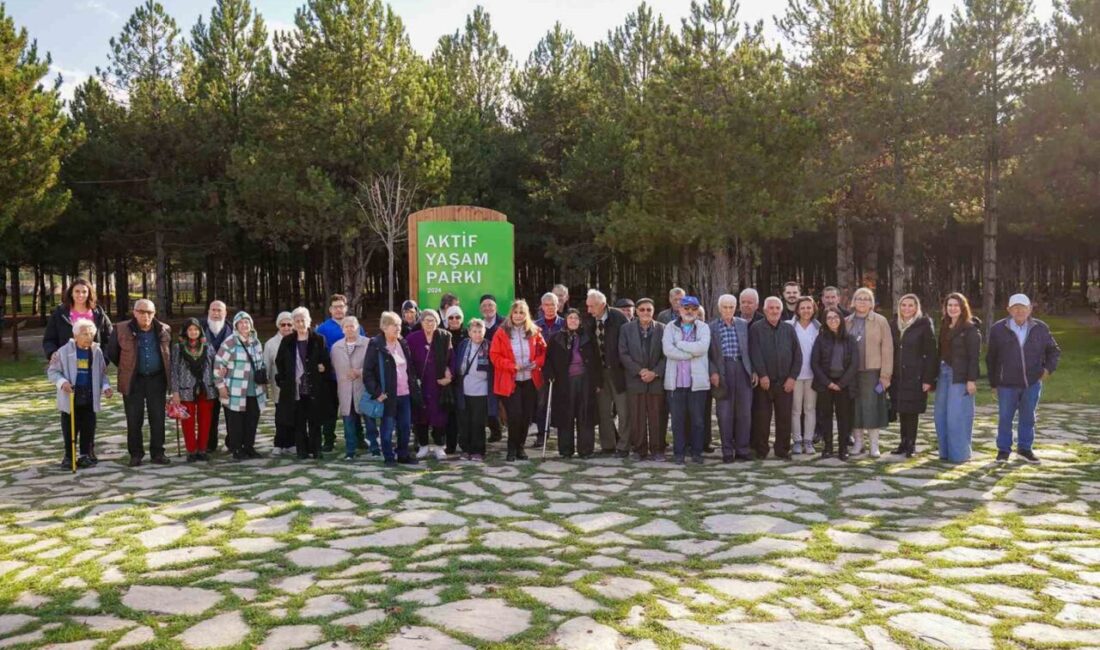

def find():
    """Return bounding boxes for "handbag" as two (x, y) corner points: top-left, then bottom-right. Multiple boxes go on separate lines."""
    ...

(246, 345), (268, 385)
(358, 351), (386, 419)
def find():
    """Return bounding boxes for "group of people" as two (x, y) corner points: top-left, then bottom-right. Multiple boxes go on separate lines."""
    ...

(44, 278), (1061, 469)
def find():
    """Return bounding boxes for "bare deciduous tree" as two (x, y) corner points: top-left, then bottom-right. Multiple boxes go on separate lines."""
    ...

(354, 166), (420, 312)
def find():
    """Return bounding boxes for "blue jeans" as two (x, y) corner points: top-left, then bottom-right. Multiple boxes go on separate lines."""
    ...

(997, 383), (1042, 453)
(342, 411), (380, 457)
(380, 395), (412, 462)
(933, 364), (974, 463)
(668, 388), (707, 458)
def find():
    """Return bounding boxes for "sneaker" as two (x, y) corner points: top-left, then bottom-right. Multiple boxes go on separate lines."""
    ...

(821, 451), (834, 459)
(515, 450), (529, 461)
(247, 449), (262, 459)
(150, 455), (171, 465)
(734, 454), (752, 462)
(614, 450), (629, 459)
(433, 447), (447, 461)
(186, 453), (197, 463)
(60, 457), (74, 471)
(398, 456), (419, 465)
(673, 455), (686, 465)
(791, 446), (802, 455)
(803, 442), (815, 455)
(1017, 449), (1041, 464)
(321, 443), (335, 453)
(692, 455), (705, 464)
(722, 456), (734, 464)
(271, 447), (282, 457)
(383, 459), (398, 467)
(341, 455), (355, 462)
(471, 454), (484, 462)
(416, 446), (431, 459)
(996, 450), (1011, 462)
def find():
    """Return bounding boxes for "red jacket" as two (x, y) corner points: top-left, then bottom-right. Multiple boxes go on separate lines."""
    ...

(489, 326), (547, 397)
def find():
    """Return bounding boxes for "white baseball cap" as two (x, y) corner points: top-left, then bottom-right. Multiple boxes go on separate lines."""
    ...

(1007, 294), (1031, 308)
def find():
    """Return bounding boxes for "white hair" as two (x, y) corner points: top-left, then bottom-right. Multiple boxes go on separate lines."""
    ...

(291, 306), (312, 326)
(553, 284), (569, 294)
(133, 298), (155, 312)
(739, 288), (759, 302)
(763, 296), (783, 309)
(421, 308), (441, 324)
(467, 317), (486, 330)
(587, 289), (607, 305)
(717, 293), (738, 308)
(342, 315), (360, 330)
(209, 300), (226, 310)
(540, 292), (559, 306)
(72, 318), (97, 337)
(669, 287), (686, 298)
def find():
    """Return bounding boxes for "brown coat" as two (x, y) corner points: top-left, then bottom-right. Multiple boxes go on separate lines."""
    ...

(846, 311), (894, 380)
(107, 319), (172, 396)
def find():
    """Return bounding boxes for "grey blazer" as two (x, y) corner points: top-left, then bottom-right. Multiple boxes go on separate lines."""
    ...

(618, 319), (666, 394)
(47, 340), (111, 413)
(708, 317), (754, 390)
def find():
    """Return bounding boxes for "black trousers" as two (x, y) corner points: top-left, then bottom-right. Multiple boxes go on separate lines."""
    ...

(416, 424), (445, 447)
(751, 383), (793, 459)
(899, 412), (919, 451)
(457, 395), (488, 455)
(505, 380), (538, 451)
(273, 402), (295, 449)
(124, 373), (167, 459)
(61, 405), (96, 457)
(226, 397), (260, 453)
(206, 402), (229, 451)
(815, 389), (853, 454)
(294, 396), (322, 457)
(445, 414), (460, 453)
(559, 375), (595, 457)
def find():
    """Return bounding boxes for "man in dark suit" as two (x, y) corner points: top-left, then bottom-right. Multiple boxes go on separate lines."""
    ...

(584, 289), (630, 456)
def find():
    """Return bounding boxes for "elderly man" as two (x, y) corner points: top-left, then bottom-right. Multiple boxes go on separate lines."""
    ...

(585, 289), (631, 456)
(748, 297), (802, 460)
(781, 282), (801, 321)
(201, 300), (230, 452)
(657, 287), (686, 325)
(316, 294), (367, 453)
(615, 298), (636, 322)
(553, 284), (570, 314)
(821, 286), (850, 318)
(709, 294), (755, 462)
(619, 297), (666, 460)
(108, 299), (172, 467)
(739, 288), (764, 325)
(987, 294), (1061, 464)
(533, 292), (566, 448)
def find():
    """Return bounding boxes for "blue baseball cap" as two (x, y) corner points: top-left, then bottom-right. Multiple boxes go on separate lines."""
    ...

(680, 296), (701, 308)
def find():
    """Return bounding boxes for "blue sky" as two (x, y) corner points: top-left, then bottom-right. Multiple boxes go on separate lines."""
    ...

(9, 0), (1054, 102)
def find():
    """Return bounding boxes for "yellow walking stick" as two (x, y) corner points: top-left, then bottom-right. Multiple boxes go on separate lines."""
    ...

(69, 391), (77, 474)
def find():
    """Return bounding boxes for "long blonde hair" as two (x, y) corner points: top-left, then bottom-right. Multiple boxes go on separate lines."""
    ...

(502, 299), (539, 338)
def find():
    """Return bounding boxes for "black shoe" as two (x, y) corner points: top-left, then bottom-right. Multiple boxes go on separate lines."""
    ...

(321, 444), (334, 453)
(515, 450), (529, 460)
(776, 454), (793, 461)
(384, 459), (398, 467)
(246, 448), (262, 459)
(297, 453), (310, 460)
(397, 456), (419, 465)
(1017, 449), (1041, 464)
(722, 456), (734, 464)
(530, 436), (544, 448)
(60, 457), (73, 470)
(692, 455), (705, 464)
(614, 450), (629, 459)
(996, 450), (1011, 462)
(150, 456), (171, 465)
(821, 451), (834, 459)
(579, 453), (592, 459)
(560, 453), (575, 459)
(734, 454), (753, 463)
(673, 455), (686, 465)
(88, 451), (99, 464)
(703, 446), (714, 453)
(506, 450), (517, 462)
(186, 454), (197, 463)
(488, 434), (502, 443)
(232, 451), (245, 462)
(76, 455), (94, 468)
(891, 446), (906, 455)
(905, 450), (915, 458)
(838, 452), (849, 461)
(128, 456), (143, 467)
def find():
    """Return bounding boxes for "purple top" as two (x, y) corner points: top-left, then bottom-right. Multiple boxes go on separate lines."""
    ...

(676, 324), (696, 389)
(568, 335), (584, 377)
(406, 329), (448, 428)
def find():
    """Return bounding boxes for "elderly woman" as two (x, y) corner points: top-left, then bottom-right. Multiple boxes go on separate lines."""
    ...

(44, 278), (114, 364)
(401, 300), (421, 338)
(845, 287), (894, 458)
(890, 294), (937, 458)
(442, 305), (467, 453)
(491, 300), (548, 461)
(214, 312), (267, 461)
(332, 316), (378, 460)
(406, 309), (453, 460)
(170, 318), (219, 462)
(451, 318), (492, 461)
(364, 311), (422, 466)
(275, 307), (334, 460)
(544, 309), (601, 459)
(47, 319), (112, 469)
(663, 296), (711, 464)
(935, 293), (981, 463)
(264, 312), (295, 455)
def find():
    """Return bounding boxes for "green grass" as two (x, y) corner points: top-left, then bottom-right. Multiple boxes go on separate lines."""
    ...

(1015, 314), (1100, 405)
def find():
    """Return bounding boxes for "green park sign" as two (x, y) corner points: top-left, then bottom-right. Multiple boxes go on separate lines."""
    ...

(410, 208), (514, 321)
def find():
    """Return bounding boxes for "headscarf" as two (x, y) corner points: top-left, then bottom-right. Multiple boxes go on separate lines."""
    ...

(178, 317), (208, 382)
(232, 311), (256, 344)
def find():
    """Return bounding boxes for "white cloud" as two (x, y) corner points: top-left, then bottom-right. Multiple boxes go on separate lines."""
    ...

(48, 64), (92, 105)
(80, 0), (121, 22)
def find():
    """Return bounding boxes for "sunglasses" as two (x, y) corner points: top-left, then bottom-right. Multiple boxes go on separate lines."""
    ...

(448, 316), (463, 320)
(135, 309), (155, 315)
(279, 322), (293, 327)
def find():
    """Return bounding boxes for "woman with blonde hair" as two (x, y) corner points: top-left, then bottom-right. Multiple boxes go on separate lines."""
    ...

(363, 311), (422, 466)
(846, 287), (893, 458)
(490, 299), (547, 461)
(889, 294), (937, 457)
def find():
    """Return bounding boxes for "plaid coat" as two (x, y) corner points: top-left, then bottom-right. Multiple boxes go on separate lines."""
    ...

(214, 333), (267, 412)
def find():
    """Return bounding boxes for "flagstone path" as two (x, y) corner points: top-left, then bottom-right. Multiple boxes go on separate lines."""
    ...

(1, 374), (1098, 649)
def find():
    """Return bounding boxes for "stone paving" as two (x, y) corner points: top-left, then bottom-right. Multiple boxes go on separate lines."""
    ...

(1, 373), (1099, 649)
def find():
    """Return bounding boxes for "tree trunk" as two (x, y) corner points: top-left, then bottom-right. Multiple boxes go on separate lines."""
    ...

(836, 210), (855, 299)
(155, 228), (170, 317)
(892, 213), (906, 309)
(114, 255), (128, 318)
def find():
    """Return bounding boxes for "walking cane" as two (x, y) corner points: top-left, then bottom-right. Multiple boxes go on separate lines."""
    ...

(69, 391), (77, 474)
(175, 416), (181, 457)
(541, 381), (553, 458)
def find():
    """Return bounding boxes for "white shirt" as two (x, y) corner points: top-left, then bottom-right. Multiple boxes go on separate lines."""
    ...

(792, 319), (819, 381)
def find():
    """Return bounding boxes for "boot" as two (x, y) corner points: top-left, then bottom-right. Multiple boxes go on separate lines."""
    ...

(869, 429), (880, 458)
(852, 429), (864, 455)
(488, 417), (502, 443)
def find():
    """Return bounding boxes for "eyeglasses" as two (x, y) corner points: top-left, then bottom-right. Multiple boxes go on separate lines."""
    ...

(135, 309), (154, 315)
(637, 307), (653, 313)
(448, 316), (463, 320)
(279, 323), (293, 328)
(682, 306), (699, 312)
